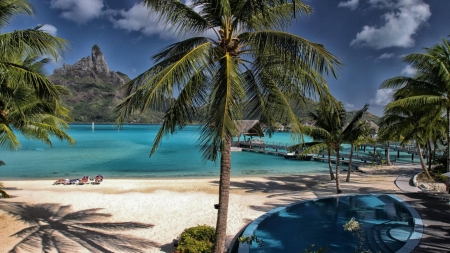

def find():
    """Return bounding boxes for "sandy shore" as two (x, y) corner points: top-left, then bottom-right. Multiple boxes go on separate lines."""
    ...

(0, 165), (422, 253)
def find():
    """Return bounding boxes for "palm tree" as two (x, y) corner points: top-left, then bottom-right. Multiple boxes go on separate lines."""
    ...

(1, 53), (75, 146)
(381, 37), (450, 173)
(115, 1), (341, 251)
(305, 99), (340, 180)
(345, 124), (371, 182)
(305, 102), (368, 193)
(379, 100), (439, 179)
(0, 0), (74, 197)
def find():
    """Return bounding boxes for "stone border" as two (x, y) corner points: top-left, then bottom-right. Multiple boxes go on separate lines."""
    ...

(237, 194), (423, 253)
(388, 194), (423, 253)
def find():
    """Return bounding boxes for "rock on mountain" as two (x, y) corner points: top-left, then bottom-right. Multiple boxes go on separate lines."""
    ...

(52, 45), (125, 86)
(49, 45), (163, 123)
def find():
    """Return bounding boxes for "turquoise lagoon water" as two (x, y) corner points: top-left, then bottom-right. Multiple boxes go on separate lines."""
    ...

(0, 124), (332, 179)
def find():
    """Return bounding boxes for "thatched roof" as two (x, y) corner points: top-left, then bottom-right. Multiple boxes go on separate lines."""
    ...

(365, 120), (379, 132)
(235, 120), (265, 137)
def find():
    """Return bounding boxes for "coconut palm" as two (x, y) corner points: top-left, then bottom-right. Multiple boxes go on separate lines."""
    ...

(304, 99), (341, 180)
(379, 99), (440, 179)
(115, 1), (341, 251)
(1, 53), (75, 147)
(0, 0), (73, 198)
(345, 124), (371, 182)
(0, 0), (72, 148)
(305, 102), (368, 193)
(381, 37), (450, 172)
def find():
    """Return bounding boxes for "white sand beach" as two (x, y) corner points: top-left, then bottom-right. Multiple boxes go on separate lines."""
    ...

(0, 165), (425, 253)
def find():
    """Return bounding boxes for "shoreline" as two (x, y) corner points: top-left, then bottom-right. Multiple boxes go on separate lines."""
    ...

(0, 165), (423, 253)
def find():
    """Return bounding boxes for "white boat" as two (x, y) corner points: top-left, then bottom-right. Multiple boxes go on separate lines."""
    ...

(284, 152), (314, 161)
(231, 147), (243, 152)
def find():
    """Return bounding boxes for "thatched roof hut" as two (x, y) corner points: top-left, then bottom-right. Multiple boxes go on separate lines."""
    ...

(235, 120), (265, 138)
(365, 120), (379, 133)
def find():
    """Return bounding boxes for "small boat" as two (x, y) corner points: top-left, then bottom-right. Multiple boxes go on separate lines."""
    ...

(284, 152), (298, 159)
(284, 152), (314, 161)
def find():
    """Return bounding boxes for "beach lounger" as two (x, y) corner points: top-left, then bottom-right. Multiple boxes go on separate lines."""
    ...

(77, 176), (90, 185)
(65, 179), (79, 185)
(92, 174), (103, 185)
(53, 179), (67, 185)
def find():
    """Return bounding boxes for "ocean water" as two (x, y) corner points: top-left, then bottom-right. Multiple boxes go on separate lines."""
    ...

(0, 124), (331, 179)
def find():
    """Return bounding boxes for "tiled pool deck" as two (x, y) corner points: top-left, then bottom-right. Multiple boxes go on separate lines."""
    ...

(395, 175), (450, 253)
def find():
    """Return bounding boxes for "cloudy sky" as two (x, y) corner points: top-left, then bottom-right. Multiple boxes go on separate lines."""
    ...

(7, 0), (450, 116)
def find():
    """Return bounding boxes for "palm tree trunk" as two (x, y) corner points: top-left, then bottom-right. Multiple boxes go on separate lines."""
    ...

(426, 140), (432, 171)
(335, 148), (342, 194)
(447, 108), (450, 173)
(327, 148), (335, 180)
(417, 143), (432, 179)
(386, 141), (392, 166)
(346, 144), (354, 182)
(213, 137), (231, 253)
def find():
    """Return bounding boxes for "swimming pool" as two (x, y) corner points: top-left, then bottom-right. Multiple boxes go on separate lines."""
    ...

(238, 194), (422, 253)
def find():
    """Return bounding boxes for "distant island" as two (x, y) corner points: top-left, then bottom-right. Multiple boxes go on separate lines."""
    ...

(49, 45), (165, 123)
(49, 45), (380, 125)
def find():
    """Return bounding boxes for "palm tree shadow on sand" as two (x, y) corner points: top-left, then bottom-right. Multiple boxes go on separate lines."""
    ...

(0, 202), (158, 253)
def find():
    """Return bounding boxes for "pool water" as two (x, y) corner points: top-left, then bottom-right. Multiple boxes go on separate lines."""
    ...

(242, 194), (419, 253)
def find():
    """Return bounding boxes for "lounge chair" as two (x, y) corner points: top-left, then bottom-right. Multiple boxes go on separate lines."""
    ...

(77, 176), (90, 185)
(92, 174), (103, 185)
(53, 179), (67, 185)
(65, 178), (79, 185)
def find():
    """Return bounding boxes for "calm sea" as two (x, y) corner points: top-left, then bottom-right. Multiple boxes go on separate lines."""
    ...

(0, 124), (332, 179)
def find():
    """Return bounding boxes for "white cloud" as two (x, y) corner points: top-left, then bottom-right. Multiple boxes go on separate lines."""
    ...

(345, 103), (355, 110)
(109, 4), (174, 39)
(350, 0), (431, 49)
(401, 65), (417, 75)
(50, 0), (104, 24)
(39, 24), (57, 36)
(378, 53), (394, 59)
(338, 0), (359, 10)
(370, 89), (394, 106)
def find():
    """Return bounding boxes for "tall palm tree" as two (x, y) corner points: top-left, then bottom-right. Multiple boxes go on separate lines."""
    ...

(115, 1), (341, 251)
(379, 100), (439, 179)
(381, 37), (450, 173)
(305, 102), (368, 193)
(345, 124), (371, 182)
(305, 99), (340, 180)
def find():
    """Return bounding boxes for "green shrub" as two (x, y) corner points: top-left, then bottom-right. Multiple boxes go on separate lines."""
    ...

(175, 225), (215, 253)
(433, 173), (447, 183)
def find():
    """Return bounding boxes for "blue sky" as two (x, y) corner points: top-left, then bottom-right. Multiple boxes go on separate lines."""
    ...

(7, 0), (450, 116)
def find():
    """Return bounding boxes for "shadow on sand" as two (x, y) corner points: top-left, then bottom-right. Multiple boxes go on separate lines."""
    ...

(0, 202), (158, 253)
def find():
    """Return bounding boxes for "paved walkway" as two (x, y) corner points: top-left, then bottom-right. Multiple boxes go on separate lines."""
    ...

(395, 175), (450, 252)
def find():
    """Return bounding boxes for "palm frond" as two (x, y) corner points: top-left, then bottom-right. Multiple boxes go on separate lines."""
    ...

(0, 0), (33, 28)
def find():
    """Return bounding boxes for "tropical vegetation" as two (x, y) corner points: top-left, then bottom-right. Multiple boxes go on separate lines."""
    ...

(380, 36), (450, 174)
(304, 101), (369, 193)
(115, 0), (341, 251)
(175, 225), (216, 253)
(0, 0), (75, 197)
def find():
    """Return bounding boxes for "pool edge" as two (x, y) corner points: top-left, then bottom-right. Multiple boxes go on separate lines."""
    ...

(236, 193), (423, 253)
